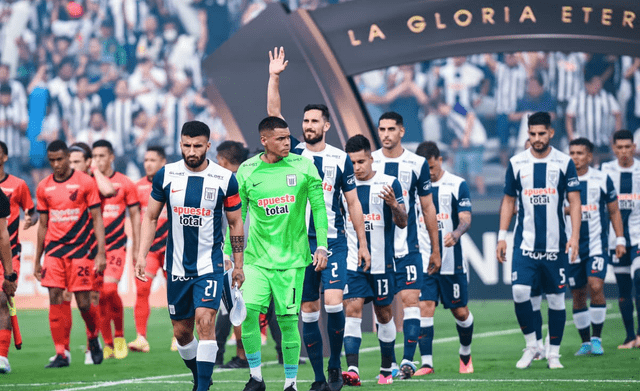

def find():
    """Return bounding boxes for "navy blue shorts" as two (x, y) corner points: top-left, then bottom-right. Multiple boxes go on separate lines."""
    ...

(569, 254), (608, 290)
(167, 272), (224, 320)
(343, 269), (395, 306)
(511, 250), (568, 294)
(610, 246), (638, 267)
(302, 237), (348, 302)
(394, 252), (423, 291)
(420, 273), (468, 309)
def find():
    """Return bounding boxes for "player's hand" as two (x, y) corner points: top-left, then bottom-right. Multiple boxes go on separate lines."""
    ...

(94, 252), (107, 273)
(443, 232), (460, 247)
(232, 267), (245, 289)
(33, 263), (42, 282)
(269, 46), (288, 75)
(427, 251), (441, 275)
(358, 245), (371, 272)
(23, 214), (38, 229)
(313, 248), (328, 271)
(135, 257), (148, 282)
(616, 244), (626, 259)
(2, 280), (16, 296)
(379, 185), (399, 207)
(496, 240), (507, 263)
(566, 236), (579, 264)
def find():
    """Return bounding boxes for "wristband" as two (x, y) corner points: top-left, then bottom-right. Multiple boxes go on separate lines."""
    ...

(616, 237), (626, 247)
(316, 246), (328, 253)
(498, 230), (507, 241)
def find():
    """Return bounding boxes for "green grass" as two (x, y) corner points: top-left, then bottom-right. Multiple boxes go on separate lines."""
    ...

(1, 300), (639, 390)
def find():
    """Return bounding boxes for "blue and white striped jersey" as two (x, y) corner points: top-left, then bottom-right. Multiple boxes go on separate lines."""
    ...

(418, 171), (471, 275)
(293, 143), (356, 239)
(372, 149), (431, 258)
(344, 171), (403, 274)
(601, 159), (640, 247)
(151, 160), (241, 277)
(505, 148), (580, 253)
(564, 168), (617, 259)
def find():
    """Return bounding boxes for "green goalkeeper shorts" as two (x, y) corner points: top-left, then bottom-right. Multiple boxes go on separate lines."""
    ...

(243, 264), (305, 316)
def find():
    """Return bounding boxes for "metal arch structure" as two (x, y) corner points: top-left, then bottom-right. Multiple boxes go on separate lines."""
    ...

(203, 0), (640, 151)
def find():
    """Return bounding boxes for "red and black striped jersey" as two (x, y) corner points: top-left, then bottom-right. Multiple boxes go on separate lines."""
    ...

(36, 170), (101, 259)
(0, 174), (34, 257)
(101, 172), (139, 252)
(136, 176), (168, 254)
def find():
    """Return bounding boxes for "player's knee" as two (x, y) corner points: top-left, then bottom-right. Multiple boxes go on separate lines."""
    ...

(530, 295), (542, 311)
(512, 284), (532, 304)
(301, 300), (320, 313)
(377, 318), (396, 343)
(196, 317), (215, 339)
(451, 306), (470, 322)
(301, 311), (320, 324)
(547, 293), (565, 310)
(374, 305), (393, 324)
(277, 314), (299, 334)
(572, 289), (587, 309)
(324, 303), (343, 314)
(345, 317), (362, 338)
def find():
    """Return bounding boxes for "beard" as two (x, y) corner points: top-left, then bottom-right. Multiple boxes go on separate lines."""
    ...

(182, 152), (207, 169)
(303, 131), (323, 145)
(531, 141), (550, 154)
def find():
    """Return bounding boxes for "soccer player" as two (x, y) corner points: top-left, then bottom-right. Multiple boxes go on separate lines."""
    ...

(136, 121), (245, 391)
(373, 111), (441, 379)
(601, 129), (640, 349)
(414, 141), (474, 375)
(341, 135), (406, 386)
(129, 146), (168, 353)
(267, 46), (370, 391)
(496, 112), (581, 369)
(34, 140), (106, 368)
(567, 138), (626, 356)
(91, 140), (141, 360)
(237, 116), (328, 391)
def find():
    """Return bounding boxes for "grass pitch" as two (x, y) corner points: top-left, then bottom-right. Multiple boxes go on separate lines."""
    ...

(1, 300), (639, 390)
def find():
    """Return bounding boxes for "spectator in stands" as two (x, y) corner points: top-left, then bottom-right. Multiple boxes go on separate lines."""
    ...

(160, 77), (193, 160)
(0, 64), (27, 120)
(128, 56), (166, 115)
(106, 79), (139, 166)
(131, 108), (160, 168)
(78, 38), (107, 83)
(624, 58), (640, 133)
(0, 84), (28, 179)
(384, 65), (429, 143)
(75, 109), (118, 154)
(48, 57), (76, 122)
(98, 19), (127, 67)
(511, 74), (558, 149)
(136, 15), (163, 62)
(67, 75), (102, 136)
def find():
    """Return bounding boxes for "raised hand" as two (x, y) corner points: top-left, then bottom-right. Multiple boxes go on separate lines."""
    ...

(269, 46), (288, 76)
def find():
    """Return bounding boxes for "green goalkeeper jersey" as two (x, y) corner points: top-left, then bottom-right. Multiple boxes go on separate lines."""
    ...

(236, 152), (328, 270)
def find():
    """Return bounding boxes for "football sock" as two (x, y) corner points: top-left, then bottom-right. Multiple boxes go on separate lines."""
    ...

(99, 294), (114, 347)
(547, 293), (566, 347)
(134, 277), (152, 337)
(402, 307), (420, 361)
(0, 329), (10, 358)
(456, 312), (474, 365)
(301, 311), (324, 382)
(634, 269), (640, 336)
(615, 273), (636, 341)
(530, 295), (543, 342)
(590, 304), (606, 338)
(325, 303), (345, 370)
(177, 337), (198, 382)
(378, 318), (396, 377)
(573, 307), (591, 343)
(62, 300), (72, 351)
(80, 302), (100, 340)
(86, 304), (100, 343)
(278, 314), (300, 388)
(196, 340), (217, 391)
(106, 283), (125, 339)
(419, 317), (434, 367)
(243, 306), (262, 381)
(344, 317), (362, 370)
(49, 303), (66, 356)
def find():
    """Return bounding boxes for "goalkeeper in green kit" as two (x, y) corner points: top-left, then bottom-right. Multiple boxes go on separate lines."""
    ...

(237, 116), (329, 391)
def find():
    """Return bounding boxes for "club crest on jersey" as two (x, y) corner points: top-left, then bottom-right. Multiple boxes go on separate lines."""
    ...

(588, 188), (598, 201)
(371, 193), (382, 205)
(204, 187), (217, 202)
(399, 171), (411, 184)
(547, 169), (559, 186)
(324, 166), (335, 179)
(287, 174), (297, 187)
(69, 189), (79, 201)
(440, 194), (451, 206)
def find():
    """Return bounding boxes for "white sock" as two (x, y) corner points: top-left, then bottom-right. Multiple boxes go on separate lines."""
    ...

(524, 332), (537, 348)
(548, 344), (560, 357)
(284, 378), (296, 390)
(251, 366), (262, 381)
(421, 355), (433, 367)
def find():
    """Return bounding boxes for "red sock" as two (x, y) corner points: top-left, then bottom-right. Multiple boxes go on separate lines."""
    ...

(49, 304), (66, 356)
(99, 294), (113, 347)
(0, 329), (10, 357)
(134, 278), (152, 337)
(86, 304), (101, 343)
(62, 300), (72, 351)
(80, 303), (100, 340)
(104, 283), (124, 338)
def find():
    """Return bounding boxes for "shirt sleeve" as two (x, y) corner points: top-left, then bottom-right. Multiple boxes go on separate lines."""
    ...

(307, 161), (328, 248)
(605, 174), (617, 203)
(85, 176), (101, 208)
(341, 156), (356, 193)
(566, 96), (578, 116)
(151, 167), (166, 203)
(0, 190), (9, 218)
(565, 160), (581, 193)
(223, 175), (241, 212)
(125, 179), (140, 207)
(392, 179), (404, 206)
(504, 162), (519, 197)
(417, 159), (432, 197)
(36, 183), (48, 213)
(457, 180), (472, 213)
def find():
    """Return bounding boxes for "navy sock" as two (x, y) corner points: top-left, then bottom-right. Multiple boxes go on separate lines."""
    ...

(196, 361), (214, 391)
(456, 322), (473, 348)
(303, 319), (325, 382)
(183, 358), (198, 382)
(532, 310), (543, 340)
(379, 340), (395, 375)
(615, 273), (636, 341)
(634, 270), (640, 336)
(548, 308), (566, 346)
(344, 336), (361, 369)
(402, 317), (420, 361)
(514, 301), (535, 336)
(327, 310), (345, 369)
(418, 326), (433, 357)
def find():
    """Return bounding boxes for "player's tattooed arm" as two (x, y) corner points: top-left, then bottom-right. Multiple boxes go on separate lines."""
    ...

(230, 235), (245, 254)
(380, 185), (407, 228)
(444, 211), (471, 247)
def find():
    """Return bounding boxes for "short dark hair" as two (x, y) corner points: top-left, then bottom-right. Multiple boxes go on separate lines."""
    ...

(92, 139), (114, 154)
(258, 116), (288, 133)
(59, 57), (75, 69)
(569, 138), (594, 153)
(132, 108), (145, 122)
(146, 145), (166, 160)
(415, 141), (440, 160)
(0, 141), (7, 156)
(613, 129), (634, 143)
(0, 84), (11, 95)
(216, 141), (249, 165)
(90, 108), (104, 118)
(47, 140), (68, 153)
(69, 142), (92, 159)
(379, 111), (403, 126)
(181, 120), (210, 139)
(529, 72), (544, 87)
(303, 104), (330, 122)
(345, 134), (371, 154)
(528, 112), (551, 128)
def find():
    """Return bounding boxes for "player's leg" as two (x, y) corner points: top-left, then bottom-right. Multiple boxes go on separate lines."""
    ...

(611, 249), (636, 348)
(541, 254), (568, 369)
(323, 242), (348, 390)
(300, 261), (326, 388)
(103, 250), (127, 358)
(73, 289), (103, 365)
(569, 257), (591, 355)
(631, 256), (640, 347)
(41, 256), (71, 367)
(130, 251), (162, 353)
(416, 271), (438, 376)
(374, 302), (395, 385)
(0, 288), (11, 374)
(587, 275), (606, 355)
(511, 252), (538, 368)
(167, 273), (198, 386)
(341, 269), (371, 385)
(394, 253), (422, 379)
(529, 275), (544, 355)
(441, 274), (473, 374)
